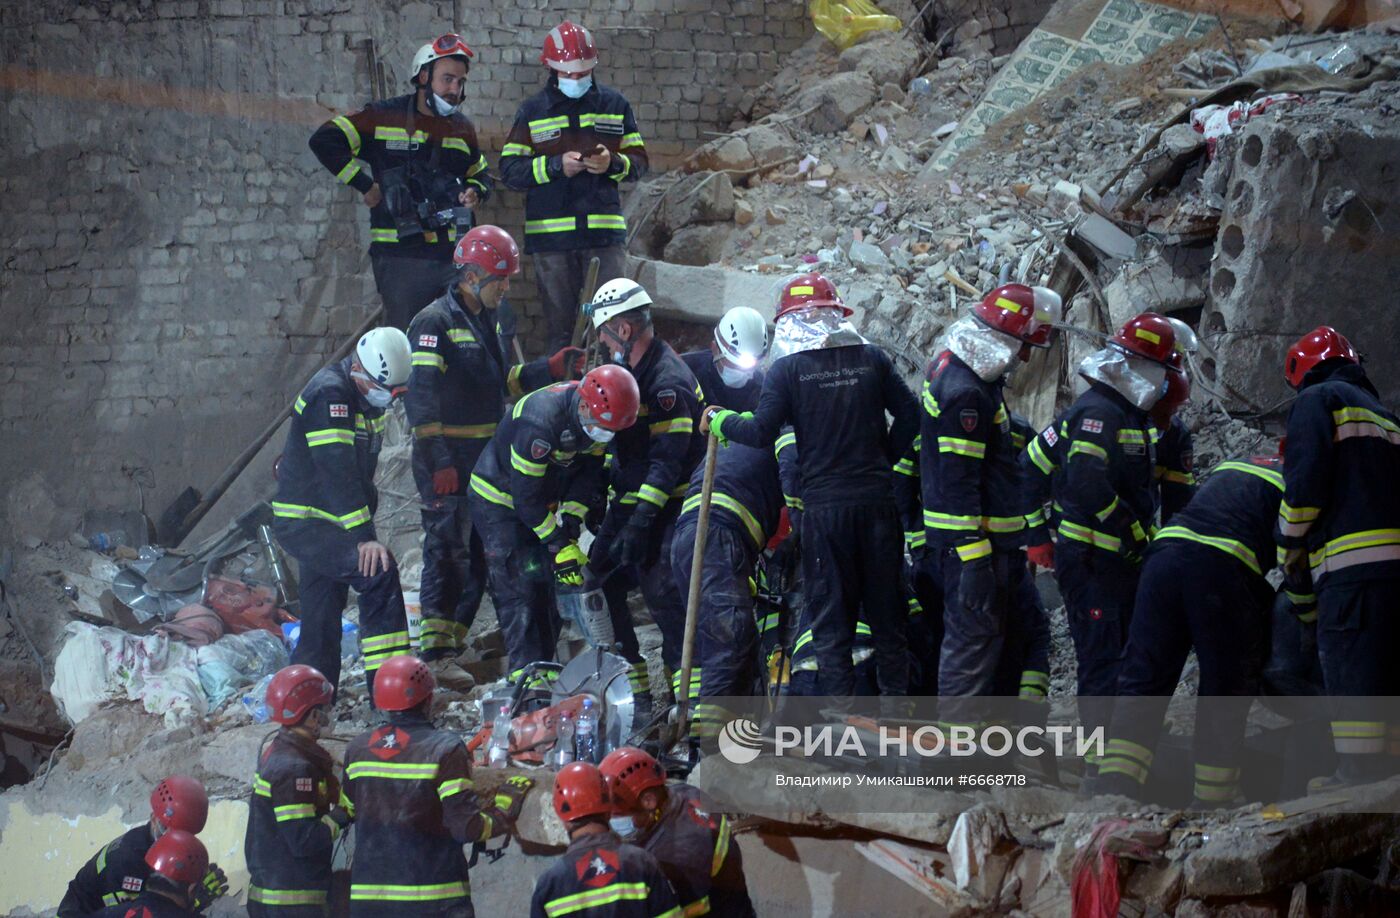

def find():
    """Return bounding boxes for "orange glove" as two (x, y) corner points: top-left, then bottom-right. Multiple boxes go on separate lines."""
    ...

(432, 467), (460, 496)
(1026, 542), (1055, 570)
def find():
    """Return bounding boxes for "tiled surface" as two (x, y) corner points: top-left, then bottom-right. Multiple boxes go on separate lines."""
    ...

(930, 0), (1214, 170)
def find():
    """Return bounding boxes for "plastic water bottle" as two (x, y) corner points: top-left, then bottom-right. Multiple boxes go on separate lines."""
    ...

(488, 702), (512, 767)
(281, 622), (301, 652)
(554, 712), (576, 768)
(241, 673), (275, 724)
(575, 698), (598, 764)
(340, 618), (359, 661)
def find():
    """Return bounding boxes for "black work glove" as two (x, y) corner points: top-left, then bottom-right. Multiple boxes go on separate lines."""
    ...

(615, 507), (659, 567)
(191, 864), (228, 912)
(958, 553), (997, 618)
(559, 510), (584, 544)
(492, 775), (535, 824)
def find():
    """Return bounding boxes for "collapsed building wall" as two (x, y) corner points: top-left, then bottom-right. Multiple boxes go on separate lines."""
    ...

(0, 0), (812, 544)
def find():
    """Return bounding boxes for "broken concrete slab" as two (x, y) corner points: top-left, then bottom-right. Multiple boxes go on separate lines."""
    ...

(838, 31), (924, 88)
(1199, 101), (1400, 412)
(793, 71), (879, 134)
(663, 223), (734, 267)
(661, 172), (736, 231)
(684, 124), (796, 176)
(1103, 246), (1210, 327)
(626, 256), (781, 325)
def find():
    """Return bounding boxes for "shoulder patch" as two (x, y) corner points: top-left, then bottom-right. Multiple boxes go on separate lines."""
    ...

(329, 403), (350, 419)
(418, 334), (438, 348)
(959, 408), (979, 433)
(531, 438), (551, 460)
(121, 876), (143, 893)
(656, 388), (677, 412)
(295, 776), (314, 793)
(1080, 418), (1104, 434)
(1042, 426), (1059, 446)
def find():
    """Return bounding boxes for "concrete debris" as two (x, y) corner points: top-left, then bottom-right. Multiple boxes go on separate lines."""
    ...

(661, 171), (736, 231)
(664, 223), (735, 267)
(837, 31), (924, 88)
(793, 71), (879, 134)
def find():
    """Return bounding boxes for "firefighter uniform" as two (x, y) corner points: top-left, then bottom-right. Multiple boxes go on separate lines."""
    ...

(406, 288), (553, 660)
(680, 350), (764, 413)
(469, 382), (608, 677)
(893, 435), (945, 697)
(89, 891), (199, 918)
(343, 711), (514, 918)
(58, 824), (155, 916)
(309, 94), (491, 330)
(1027, 382), (1157, 736)
(1006, 415), (1052, 712)
(245, 730), (340, 916)
(499, 78), (648, 350)
(919, 351), (1029, 718)
(1101, 458), (1287, 803)
(592, 342), (704, 697)
(634, 784), (754, 918)
(1154, 416), (1196, 524)
(530, 830), (679, 918)
(670, 443), (785, 740)
(272, 358), (409, 697)
(1276, 362), (1400, 769)
(713, 343), (920, 698)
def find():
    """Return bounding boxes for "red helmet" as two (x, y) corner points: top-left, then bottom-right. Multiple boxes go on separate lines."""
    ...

(600, 746), (666, 813)
(579, 365), (640, 431)
(1151, 356), (1191, 426)
(973, 284), (1061, 348)
(774, 273), (851, 321)
(150, 775), (209, 833)
(145, 829), (209, 887)
(373, 655), (435, 711)
(1110, 313), (1176, 364)
(553, 762), (612, 822)
(541, 21), (597, 75)
(454, 225), (520, 278)
(1284, 325), (1358, 389)
(266, 664), (333, 726)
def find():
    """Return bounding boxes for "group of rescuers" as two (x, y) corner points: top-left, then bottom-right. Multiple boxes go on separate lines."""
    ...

(63, 17), (1399, 918)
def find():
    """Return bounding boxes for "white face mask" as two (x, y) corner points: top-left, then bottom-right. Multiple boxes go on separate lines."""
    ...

(718, 365), (753, 388)
(363, 386), (393, 409)
(429, 92), (459, 116)
(583, 422), (615, 444)
(557, 74), (592, 99)
(609, 815), (637, 838)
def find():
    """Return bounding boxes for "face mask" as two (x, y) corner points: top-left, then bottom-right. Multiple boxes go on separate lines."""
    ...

(557, 75), (592, 99)
(363, 386), (393, 409)
(718, 365), (753, 388)
(609, 816), (637, 838)
(429, 92), (459, 116)
(583, 422), (615, 444)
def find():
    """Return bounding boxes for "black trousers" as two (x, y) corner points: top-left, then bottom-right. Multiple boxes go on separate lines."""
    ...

(469, 497), (558, 678)
(417, 498), (486, 660)
(1055, 540), (1140, 735)
(906, 552), (944, 696)
(1317, 578), (1400, 758)
(802, 501), (909, 697)
(370, 250), (458, 332)
(273, 519), (409, 700)
(1103, 542), (1270, 797)
(531, 245), (626, 352)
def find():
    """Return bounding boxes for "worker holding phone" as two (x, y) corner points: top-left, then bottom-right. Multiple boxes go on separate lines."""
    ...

(499, 20), (649, 351)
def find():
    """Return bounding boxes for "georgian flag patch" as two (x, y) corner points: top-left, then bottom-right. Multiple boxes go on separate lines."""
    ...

(418, 334), (438, 348)
(121, 876), (143, 893)
(1043, 426), (1058, 446)
(1080, 418), (1104, 434)
(295, 777), (314, 792)
(329, 403), (350, 419)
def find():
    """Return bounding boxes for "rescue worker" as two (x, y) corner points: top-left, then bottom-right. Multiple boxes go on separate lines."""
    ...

(1097, 454), (1293, 807)
(586, 279), (704, 707)
(1000, 414), (1053, 718)
(920, 284), (1060, 726)
(1026, 313), (1177, 742)
(90, 831), (209, 918)
(892, 435), (944, 696)
(602, 747), (753, 917)
(669, 439), (787, 741)
(469, 366), (641, 679)
(60, 776), (223, 917)
(681, 306), (770, 412)
(343, 655), (533, 917)
(1275, 327), (1400, 791)
(531, 762), (679, 918)
(309, 34), (491, 330)
(405, 225), (583, 686)
(245, 664), (345, 916)
(500, 20), (648, 351)
(703, 273), (921, 701)
(272, 328), (413, 700)
(1151, 317), (1199, 524)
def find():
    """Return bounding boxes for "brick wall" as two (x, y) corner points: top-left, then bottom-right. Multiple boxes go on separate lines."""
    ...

(0, 0), (811, 540)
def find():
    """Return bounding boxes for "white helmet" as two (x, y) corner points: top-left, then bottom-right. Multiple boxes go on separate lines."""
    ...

(1166, 316), (1198, 356)
(356, 327), (413, 387)
(410, 33), (474, 83)
(590, 278), (653, 328)
(714, 306), (770, 369)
